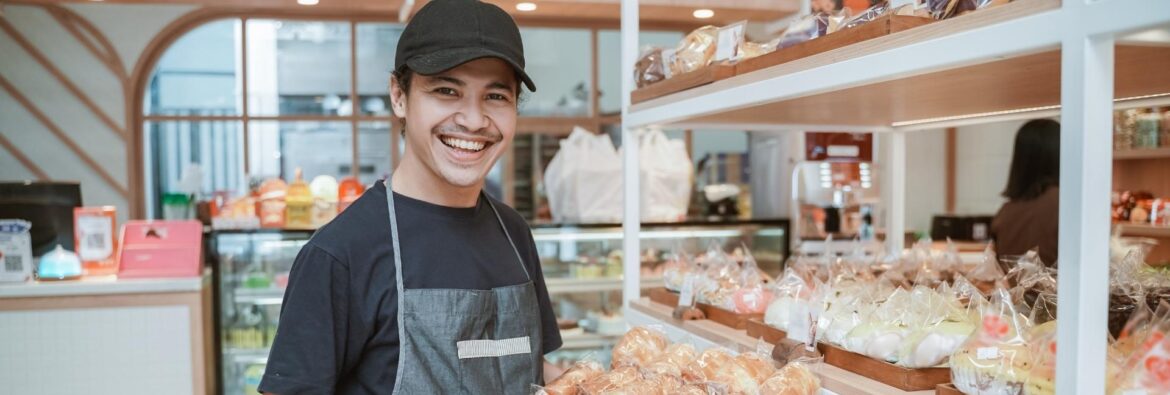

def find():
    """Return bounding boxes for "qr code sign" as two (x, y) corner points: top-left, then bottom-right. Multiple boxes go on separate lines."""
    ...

(86, 233), (107, 250)
(4, 254), (21, 272)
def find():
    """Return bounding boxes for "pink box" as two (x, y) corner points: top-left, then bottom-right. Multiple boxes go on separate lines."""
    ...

(118, 220), (203, 278)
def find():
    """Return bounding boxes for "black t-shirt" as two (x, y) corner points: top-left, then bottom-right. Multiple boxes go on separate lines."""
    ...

(258, 181), (562, 395)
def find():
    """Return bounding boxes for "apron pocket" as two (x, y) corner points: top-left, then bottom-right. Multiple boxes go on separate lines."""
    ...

(456, 336), (532, 359)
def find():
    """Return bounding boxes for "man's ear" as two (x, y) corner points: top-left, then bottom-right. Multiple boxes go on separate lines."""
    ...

(389, 77), (408, 119)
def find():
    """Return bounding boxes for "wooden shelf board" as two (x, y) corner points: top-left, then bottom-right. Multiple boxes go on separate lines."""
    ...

(1119, 224), (1170, 238)
(679, 44), (1170, 127)
(628, 299), (934, 395)
(629, 0), (1170, 128)
(1115, 147), (1170, 160)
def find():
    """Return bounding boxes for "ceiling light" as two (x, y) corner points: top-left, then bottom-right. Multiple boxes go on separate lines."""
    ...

(297, 0), (318, 5)
(693, 9), (714, 19)
(516, 2), (537, 11)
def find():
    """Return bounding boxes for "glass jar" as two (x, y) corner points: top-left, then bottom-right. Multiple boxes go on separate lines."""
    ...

(1135, 112), (1161, 149)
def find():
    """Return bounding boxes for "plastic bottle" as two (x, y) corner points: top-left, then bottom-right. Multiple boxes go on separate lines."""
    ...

(285, 168), (312, 229)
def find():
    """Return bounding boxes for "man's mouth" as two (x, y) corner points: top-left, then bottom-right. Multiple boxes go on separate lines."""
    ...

(439, 136), (491, 153)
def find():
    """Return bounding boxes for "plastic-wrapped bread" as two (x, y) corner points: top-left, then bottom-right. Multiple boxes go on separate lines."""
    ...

(736, 41), (774, 60)
(674, 385), (708, 395)
(705, 351), (760, 394)
(671, 26), (718, 75)
(734, 353), (778, 384)
(759, 362), (821, 395)
(696, 348), (738, 382)
(612, 327), (669, 369)
(634, 47), (668, 88)
(543, 360), (605, 395)
(645, 343), (699, 380)
(950, 289), (1035, 395)
(577, 366), (641, 395)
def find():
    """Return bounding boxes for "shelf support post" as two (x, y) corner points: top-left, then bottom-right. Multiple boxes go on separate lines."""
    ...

(887, 131), (906, 254)
(1055, 23), (1113, 395)
(620, 0), (641, 310)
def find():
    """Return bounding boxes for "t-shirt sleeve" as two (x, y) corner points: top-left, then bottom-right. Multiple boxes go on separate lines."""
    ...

(258, 244), (351, 394)
(526, 230), (563, 355)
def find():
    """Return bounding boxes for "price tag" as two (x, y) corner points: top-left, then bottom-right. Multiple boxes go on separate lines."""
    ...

(1122, 390), (1147, 395)
(714, 22), (746, 62)
(976, 347), (1000, 360)
(661, 48), (676, 79)
(678, 275), (696, 308)
(787, 302), (812, 344)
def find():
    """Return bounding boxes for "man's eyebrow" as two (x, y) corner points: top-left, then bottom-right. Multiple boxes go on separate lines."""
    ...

(428, 75), (466, 86)
(487, 81), (515, 92)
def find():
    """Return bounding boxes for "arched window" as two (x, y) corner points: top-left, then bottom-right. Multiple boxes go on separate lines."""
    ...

(142, 18), (403, 218)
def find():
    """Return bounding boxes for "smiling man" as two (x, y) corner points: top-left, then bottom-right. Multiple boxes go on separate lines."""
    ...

(257, 1), (562, 394)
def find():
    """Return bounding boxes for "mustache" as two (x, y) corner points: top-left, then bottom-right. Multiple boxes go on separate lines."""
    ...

(432, 124), (502, 142)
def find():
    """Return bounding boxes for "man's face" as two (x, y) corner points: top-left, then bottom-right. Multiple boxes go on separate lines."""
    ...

(390, 58), (518, 189)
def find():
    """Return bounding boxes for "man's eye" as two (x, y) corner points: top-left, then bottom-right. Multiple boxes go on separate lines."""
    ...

(434, 87), (458, 96)
(487, 93), (511, 102)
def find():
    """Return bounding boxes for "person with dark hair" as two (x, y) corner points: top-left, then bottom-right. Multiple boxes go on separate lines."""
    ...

(991, 119), (1062, 266)
(259, 1), (562, 394)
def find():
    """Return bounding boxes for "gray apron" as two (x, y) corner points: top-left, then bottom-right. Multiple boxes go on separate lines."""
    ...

(385, 186), (544, 394)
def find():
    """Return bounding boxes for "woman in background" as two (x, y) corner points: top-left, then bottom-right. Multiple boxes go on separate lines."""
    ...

(992, 119), (1061, 266)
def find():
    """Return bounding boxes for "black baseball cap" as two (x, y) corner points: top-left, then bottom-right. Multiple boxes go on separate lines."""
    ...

(395, 0), (536, 92)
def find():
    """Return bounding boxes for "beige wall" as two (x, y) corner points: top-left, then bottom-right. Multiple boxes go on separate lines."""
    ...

(0, 3), (195, 224)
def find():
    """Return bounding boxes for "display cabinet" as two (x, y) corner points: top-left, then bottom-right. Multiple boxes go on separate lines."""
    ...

(531, 219), (788, 366)
(206, 229), (313, 395)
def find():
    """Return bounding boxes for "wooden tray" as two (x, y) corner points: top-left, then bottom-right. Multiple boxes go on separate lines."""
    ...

(646, 288), (763, 330)
(936, 383), (962, 395)
(745, 318), (788, 344)
(821, 343), (952, 392)
(630, 63), (736, 104)
(736, 13), (935, 75)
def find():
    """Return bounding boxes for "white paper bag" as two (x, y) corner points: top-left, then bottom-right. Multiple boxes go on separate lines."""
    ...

(637, 129), (694, 222)
(544, 127), (623, 223)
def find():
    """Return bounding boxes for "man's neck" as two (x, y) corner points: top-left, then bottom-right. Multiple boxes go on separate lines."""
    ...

(390, 158), (482, 208)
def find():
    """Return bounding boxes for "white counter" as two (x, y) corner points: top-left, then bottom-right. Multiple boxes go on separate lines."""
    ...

(0, 269), (213, 395)
(0, 272), (208, 298)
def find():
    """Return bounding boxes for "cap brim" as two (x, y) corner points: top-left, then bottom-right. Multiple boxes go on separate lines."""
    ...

(404, 47), (536, 92)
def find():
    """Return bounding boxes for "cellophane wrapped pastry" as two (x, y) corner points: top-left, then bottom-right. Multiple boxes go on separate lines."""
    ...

(733, 254), (774, 314)
(1023, 321), (1058, 395)
(765, 268), (812, 332)
(895, 285), (976, 368)
(967, 245), (1006, 294)
(634, 47), (668, 88)
(662, 250), (694, 292)
(578, 366), (642, 395)
(774, 13), (830, 49)
(541, 360), (605, 395)
(950, 288), (1035, 394)
(611, 326), (669, 369)
(736, 41), (774, 60)
(671, 26), (718, 75)
(843, 1), (889, 29)
(759, 362), (821, 395)
(1108, 301), (1170, 394)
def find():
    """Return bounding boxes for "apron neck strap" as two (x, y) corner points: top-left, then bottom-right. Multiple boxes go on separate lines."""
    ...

(385, 179), (532, 288)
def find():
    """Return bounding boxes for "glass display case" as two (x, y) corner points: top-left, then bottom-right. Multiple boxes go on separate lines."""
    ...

(532, 219), (789, 367)
(205, 221), (788, 389)
(206, 229), (313, 395)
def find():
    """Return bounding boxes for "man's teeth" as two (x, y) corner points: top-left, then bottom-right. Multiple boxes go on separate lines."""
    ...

(441, 137), (486, 152)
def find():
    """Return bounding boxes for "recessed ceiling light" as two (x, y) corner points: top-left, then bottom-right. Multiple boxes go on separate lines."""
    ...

(693, 9), (714, 19)
(516, 2), (537, 12)
(297, 0), (319, 5)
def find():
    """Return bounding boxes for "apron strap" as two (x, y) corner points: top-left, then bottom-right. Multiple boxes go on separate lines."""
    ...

(483, 195), (532, 282)
(385, 180), (408, 395)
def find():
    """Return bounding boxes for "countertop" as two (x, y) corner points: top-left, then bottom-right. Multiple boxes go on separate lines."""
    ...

(0, 269), (210, 299)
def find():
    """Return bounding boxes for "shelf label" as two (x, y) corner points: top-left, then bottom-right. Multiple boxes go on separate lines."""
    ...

(976, 347), (1000, 360)
(678, 275), (697, 307)
(714, 22), (746, 62)
(1122, 390), (1148, 395)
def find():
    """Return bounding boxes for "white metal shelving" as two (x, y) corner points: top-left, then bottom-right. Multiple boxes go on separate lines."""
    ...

(617, 0), (1170, 393)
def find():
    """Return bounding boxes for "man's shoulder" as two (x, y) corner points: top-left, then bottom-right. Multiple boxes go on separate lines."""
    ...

(308, 184), (391, 262)
(485, 194), (529, 235)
